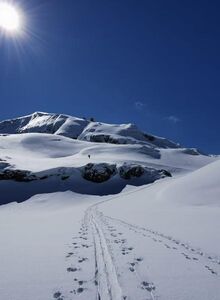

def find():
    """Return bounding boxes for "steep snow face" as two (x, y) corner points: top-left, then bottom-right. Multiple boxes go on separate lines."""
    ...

(78, 122), (148, 143)
(0, 112), (179, 148)
(0, 112), (89, 139)
(55, 117), (89, 139)
(78, 121), (180, 148)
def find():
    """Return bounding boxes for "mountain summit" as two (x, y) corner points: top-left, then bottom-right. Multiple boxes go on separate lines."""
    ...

(0, 111), (179, 148)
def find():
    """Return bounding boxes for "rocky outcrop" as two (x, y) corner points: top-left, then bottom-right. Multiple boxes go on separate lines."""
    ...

(0, 162), (171, 184)
(81, 163), (171, 183)
(89, 134), (121, 144)
(81, 163), (117, 183)
(119, 164), (172, 180)
(0, 169), (37, 182)
(119, 165), (145, 179)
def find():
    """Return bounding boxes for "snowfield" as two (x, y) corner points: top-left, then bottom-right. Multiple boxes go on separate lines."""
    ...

(0, 112), (219, 300)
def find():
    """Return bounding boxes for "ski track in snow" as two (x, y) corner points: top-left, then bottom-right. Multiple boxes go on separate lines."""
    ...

(53, 188), (220, 300)
(89, 208), (122, 300)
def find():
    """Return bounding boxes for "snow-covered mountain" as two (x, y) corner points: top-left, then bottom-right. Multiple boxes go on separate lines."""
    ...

(0, 112), (219, 300)
(0, 112), (89, 139)
(0, 112), (214, 203)
(0, 111), (180, 148)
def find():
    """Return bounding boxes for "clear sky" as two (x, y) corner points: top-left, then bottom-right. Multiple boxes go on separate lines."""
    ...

(0, 0), (220, 153)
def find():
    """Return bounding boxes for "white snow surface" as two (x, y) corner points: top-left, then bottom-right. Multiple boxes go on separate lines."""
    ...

(0, 133), (214, 173)
(0, 162), (220, 300)
(0, 113), (219, 300)
(0, 132), (215, 203)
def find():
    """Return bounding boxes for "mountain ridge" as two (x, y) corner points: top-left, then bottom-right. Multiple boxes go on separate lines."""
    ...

(0, 111), (180, 149)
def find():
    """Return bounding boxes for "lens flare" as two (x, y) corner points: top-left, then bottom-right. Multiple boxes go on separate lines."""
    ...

(0, 2), (21, 32)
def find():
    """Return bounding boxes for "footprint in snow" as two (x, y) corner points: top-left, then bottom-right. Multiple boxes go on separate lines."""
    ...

(205, 265), (218, 275)
(141, 281), (156, 292)
(135, 257), (143, 262)
(122, 247), (133, 255)
(82, 244), (90, 248)
(66, 252), (74, 258)
(70, 287), (85, 295)
(129, 267), (135, 272)
(78, 257), (88, 263)
(77, 287), (84, 294)
(67, 267), (78, 272)
(182, 253), (191, 260)
(129, 257), (144, 272)
(53, 291), (63, 299)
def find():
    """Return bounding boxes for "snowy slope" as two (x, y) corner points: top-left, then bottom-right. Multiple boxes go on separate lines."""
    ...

(0, 133), (213, 173)
(0, 112), (219, 300)
(157, 159), (220, 206)
(0, 159), (220, 300)
(0, 132), (216, 203)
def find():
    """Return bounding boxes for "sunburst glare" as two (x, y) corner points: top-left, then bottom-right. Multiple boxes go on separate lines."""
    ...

(0, 1), (48, 70)
(0, 1), (22, 33)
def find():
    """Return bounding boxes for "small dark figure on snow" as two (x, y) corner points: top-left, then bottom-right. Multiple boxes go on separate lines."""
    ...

(88, 154), (91, 159)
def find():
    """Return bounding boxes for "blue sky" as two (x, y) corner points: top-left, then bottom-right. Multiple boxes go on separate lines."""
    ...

(0, 0), (220, 153)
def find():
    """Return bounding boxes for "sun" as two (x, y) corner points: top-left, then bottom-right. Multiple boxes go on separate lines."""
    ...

(0, 2), (21, 33)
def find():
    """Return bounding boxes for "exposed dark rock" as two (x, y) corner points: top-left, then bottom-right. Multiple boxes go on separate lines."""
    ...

(159, 169), (172, 177)
(82, 163), (117, 183)
(0, 162), (171, 187)
(181, 148), (206, 156)
(143, 133), (155, 142)
(61, 175), (70, 180)
(39, 175), (49, 180)
(119, 164), (172, 181)
(0, 169), (37, 182)
(119, 165), (145, 179)
(89, 134), (121, 144)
